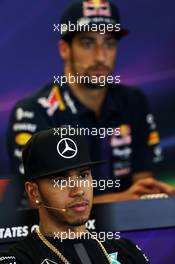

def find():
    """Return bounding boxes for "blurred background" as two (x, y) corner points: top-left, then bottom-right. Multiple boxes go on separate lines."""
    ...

(0, 0), (175, 184)
(0, 1), (175, 263)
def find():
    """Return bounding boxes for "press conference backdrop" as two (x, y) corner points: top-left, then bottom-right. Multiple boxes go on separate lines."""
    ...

(1, 0), (175, 182)
(0, 0), (175, 263)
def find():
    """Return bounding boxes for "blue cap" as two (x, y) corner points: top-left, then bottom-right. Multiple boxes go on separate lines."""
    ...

(60, 0), (128, 41)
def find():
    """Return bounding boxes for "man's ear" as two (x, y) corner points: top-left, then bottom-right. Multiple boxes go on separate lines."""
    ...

(58, 39), (71, 61)
(25, 181), (40, 208)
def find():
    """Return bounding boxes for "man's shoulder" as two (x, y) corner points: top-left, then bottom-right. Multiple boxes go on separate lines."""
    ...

(110, 83), (145, 101)
(10, 232), (36, 251)
(0, 253), (17, 264)
(104, 237), (134, 251)
(13, 83), (55, 111)
(0, 233), (37, 263)
(104, 238), (149, 263)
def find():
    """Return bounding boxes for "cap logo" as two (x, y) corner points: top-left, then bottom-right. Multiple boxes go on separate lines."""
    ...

(83, 0), (111, 17)
(92, 0), (102, 8)
(41, 259), (59, 264)
(57, 138), (78, 159)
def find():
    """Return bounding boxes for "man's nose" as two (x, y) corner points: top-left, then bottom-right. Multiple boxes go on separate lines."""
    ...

(69, 176), (85, 197)
(95, 45), (106, 63)
(69, 185), (85, 197)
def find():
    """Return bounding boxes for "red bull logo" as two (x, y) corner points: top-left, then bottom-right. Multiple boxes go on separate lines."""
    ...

(83, 0), (111, 17)
(47, 86), (66, 113)
(38, 86), (66, 116)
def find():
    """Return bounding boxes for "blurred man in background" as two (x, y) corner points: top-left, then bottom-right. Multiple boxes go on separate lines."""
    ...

(7, 0), (175, 206)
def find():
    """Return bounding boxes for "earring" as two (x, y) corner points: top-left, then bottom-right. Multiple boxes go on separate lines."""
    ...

(36, 199), (40, 204)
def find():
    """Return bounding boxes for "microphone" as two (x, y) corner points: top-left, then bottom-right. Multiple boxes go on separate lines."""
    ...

(39, 205), (67, 212)
(36, 200), (67, 212)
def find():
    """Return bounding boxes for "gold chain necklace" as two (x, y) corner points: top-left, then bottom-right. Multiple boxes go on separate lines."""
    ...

(35, 227), (112, 264)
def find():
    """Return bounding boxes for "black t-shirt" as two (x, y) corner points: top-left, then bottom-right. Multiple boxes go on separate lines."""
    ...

(7, 83), (163, 195)
(0, 232), (149, 264)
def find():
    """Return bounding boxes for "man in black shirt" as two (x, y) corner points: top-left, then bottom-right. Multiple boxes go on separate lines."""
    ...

(7, 0), (175, 204)
(0, 128), (149, 263)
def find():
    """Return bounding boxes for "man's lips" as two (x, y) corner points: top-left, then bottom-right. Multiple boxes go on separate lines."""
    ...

(92, 67), (108, 70)
(68, 201), (88, 212)
(89, 68), (110, 76)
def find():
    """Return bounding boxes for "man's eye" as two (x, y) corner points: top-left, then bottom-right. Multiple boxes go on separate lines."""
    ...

(105, 41), (116, 49)
(80, 40), (94, 48)
(79, 172), (90, 179)
(53, 177), (66, 184)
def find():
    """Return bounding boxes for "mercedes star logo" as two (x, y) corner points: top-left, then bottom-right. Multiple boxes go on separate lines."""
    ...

(57, 138), (78, 159)
(41, 259), (58, 264)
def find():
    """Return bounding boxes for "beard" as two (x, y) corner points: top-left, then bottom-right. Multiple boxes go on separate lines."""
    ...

(45, 206), (89, 227)
(39, 192), (90, 227)
(69, 55), (114, 89)
(82, 73), (109, 89)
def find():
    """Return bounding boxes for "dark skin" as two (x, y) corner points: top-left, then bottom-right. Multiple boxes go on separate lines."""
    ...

(59, 32), (175, 203)
(25, 167), (93, 237)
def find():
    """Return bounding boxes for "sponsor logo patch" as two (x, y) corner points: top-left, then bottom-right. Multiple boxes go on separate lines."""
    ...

(63, 91), (78, 114)
(109, 252), (121, 264)
(113, 167), (131, 177)
(112, 147), (132, 158)
(147, 131), (160, 145)
(16, 108), (34, 121)
(14, 148), (22, 158)
(146, 114), (157, 130)
(13, 123), (37, 132)
(38, 86), (66, 116)
(41, 259), (58, 264)
(15, 133), (32, 145)
(0, 256), (16, 264)
(110, 124), (132, 148)
(120, 124), (131, 137)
